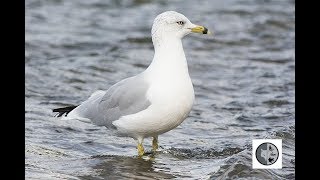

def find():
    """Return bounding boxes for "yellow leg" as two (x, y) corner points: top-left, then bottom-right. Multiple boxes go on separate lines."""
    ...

(152, 136), (158, 151)
(137, 142), (145, 156)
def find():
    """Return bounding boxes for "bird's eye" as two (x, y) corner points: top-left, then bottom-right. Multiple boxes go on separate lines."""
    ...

(177, 21), (184, 25)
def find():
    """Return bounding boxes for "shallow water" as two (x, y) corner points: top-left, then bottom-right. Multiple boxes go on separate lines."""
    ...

(25, 0), (295, 179)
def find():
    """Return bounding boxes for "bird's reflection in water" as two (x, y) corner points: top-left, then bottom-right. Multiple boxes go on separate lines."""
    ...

(80, 153), (176, 179)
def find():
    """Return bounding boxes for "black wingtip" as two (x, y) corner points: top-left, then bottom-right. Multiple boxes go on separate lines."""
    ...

(52, 105), (78, 117)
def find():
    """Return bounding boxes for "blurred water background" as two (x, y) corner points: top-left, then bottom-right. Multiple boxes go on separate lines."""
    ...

(25, 0), (295, 179)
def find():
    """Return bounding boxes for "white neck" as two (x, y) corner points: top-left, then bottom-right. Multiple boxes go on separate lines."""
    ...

(144, 36), (190, 80)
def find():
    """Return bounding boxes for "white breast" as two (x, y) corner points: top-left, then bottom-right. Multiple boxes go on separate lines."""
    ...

(112, 69), (194, 139)
(112, 37), (195, 139)
(149, 77), (195, 130)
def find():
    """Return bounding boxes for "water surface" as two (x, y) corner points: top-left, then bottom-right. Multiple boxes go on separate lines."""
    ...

(26, 0), (295, 179)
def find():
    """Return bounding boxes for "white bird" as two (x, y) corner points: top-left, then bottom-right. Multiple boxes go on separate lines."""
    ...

(53, 11), (212, 156)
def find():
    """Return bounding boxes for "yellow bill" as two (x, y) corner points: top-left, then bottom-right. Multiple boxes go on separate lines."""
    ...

(191, 25), (212, 35)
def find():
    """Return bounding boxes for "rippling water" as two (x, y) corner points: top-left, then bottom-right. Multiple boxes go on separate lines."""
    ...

(25, 0), (295, 179)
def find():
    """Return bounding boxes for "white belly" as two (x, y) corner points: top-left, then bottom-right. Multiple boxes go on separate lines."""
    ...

(112, 76), (195, 139)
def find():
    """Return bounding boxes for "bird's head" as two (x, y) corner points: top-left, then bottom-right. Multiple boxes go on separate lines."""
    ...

(151, 11), (212, 42)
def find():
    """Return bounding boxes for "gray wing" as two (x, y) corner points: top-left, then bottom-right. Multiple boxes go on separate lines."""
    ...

(87, 75), (151, 127)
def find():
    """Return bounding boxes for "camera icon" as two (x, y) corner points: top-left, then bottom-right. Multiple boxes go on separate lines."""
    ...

(252, 139), (282, 169)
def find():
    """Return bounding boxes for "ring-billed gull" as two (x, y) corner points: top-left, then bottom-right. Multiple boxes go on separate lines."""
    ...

(53, 11), (212, 156)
